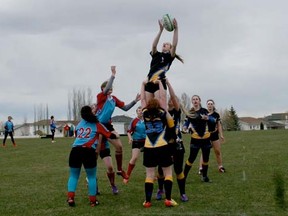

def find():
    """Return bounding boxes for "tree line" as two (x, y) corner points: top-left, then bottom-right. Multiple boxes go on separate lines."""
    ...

(66, 89), (240, 131)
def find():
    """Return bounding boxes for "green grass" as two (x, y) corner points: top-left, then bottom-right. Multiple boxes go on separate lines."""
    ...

(0, 130), (287, 216)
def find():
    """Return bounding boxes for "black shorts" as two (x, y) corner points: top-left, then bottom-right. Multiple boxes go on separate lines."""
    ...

(132, 140), (145, 149)
(143, 145), (173, 168)
(144, 79), (167, 93)
(69, 147), (96, 169)
(210, 131), (219, 141)
(102, 123), (115, 132)
(99, 148), (111, 159)
(190, 138), (212, 149)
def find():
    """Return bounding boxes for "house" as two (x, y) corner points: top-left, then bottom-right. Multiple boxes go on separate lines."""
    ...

(10, 115), (133, 138)
(264, 112), (288, 129)
(239, 117), (267, 131)
(111, 115), (133, 135)
(239, 112), (288, 131)
(13, 120), (78, 138)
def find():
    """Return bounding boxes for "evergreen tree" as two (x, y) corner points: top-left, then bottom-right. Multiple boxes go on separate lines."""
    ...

(226, 106), (240, 131)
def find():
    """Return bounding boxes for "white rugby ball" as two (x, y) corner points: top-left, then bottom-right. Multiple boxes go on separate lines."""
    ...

(162, 14), (174, 32)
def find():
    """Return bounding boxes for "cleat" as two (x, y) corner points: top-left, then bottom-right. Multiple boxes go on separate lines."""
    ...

(180, 194), (189, 202)
(117, 170), (129, 180)
(198, 168), (203, 175)
(67, 197), (75, 207)
(219, 167), (226, 173)
(90, 200), (99, 207)
(164, 199), (178, 207)
(143, 201), (152, 208)
(2, 144), (6, 148)
(201, 176), (211, 183)
(111, 185), (119, 195)
(156, 189), (164, 200)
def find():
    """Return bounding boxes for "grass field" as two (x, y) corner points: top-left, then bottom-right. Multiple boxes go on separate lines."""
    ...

(0, 130), (287, 216)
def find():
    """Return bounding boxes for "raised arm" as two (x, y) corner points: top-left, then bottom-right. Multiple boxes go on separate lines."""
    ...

(153, 80), (167, 110)
(151, 20), (164, 55)
(170, 18), (178, 57)
(140, 80), (148, 108)
(103, 66), (116, 94)
(166, 79), (180, 111)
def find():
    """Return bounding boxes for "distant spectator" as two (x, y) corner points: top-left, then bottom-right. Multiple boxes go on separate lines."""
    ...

(50, 116), (56, 143)
(2, 116), (16, 147)
(64, 124), (70, 137)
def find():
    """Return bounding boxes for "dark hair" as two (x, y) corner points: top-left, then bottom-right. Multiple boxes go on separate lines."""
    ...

(50, 116), (54, 119)
(101, 81), (108, 90)
(175, 54), (184, 63)
(81, 106), (99, 123)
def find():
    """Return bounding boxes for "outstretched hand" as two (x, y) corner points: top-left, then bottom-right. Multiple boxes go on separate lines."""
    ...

(158, 19), (164, 31)
(173, 18), (178, 29)
(111, 66), (116, 76)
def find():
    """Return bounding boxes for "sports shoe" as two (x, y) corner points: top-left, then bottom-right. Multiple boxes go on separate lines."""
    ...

(143, 201), (152, 208)
(198, 168), (203, 175)
(90, 200), (99, 207)
(2, 144), (6, 147)
(111, 185), (119, 195)
(13, 143), (17, 147)
(219, 166), (226, 173)
(117, 170), (129, 180)
(164, 199), (178, 207)
(180, 194), (189, 202)
(67, 197), (75, 207)
(156, 189), (164, 200)
(201, 176), (211, 183)
(52, 140), (56, 143)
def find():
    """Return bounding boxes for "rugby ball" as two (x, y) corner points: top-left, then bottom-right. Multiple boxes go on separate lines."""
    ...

(162, 14), (174, 32)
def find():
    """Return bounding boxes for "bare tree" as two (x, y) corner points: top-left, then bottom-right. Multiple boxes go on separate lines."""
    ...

(68, 87), (94, 121)
(180, 92), (191, 126)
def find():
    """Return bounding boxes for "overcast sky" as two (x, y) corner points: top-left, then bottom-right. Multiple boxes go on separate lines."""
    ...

(1, 0), (288, 124)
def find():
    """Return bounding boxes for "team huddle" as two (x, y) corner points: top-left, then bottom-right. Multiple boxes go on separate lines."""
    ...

(66, 17), (225, 208)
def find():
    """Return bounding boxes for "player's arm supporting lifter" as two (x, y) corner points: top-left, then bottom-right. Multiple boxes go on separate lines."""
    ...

(166, 79), (180, 111)
(140, 80), (147, 108)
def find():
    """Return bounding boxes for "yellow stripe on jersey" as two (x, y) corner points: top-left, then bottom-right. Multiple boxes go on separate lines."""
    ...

(167, 117), (175, 128)
(149, 66), (169, 82)
(191, 131), (211, 139)
(144, 130), (167, 148)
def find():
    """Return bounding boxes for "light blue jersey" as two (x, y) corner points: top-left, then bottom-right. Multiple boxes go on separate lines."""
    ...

(4, 121), (14, 132)
(72, 120), (99, 149)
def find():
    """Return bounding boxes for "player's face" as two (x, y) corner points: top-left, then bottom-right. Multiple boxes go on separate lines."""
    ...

(91, 104), (97, 115)
(192, 96), (201, 108)
(207, 101), (214, 111)
(136, 108), (142, 118)
(107, 88), (113, 95)
(162, 42), (171, 52)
